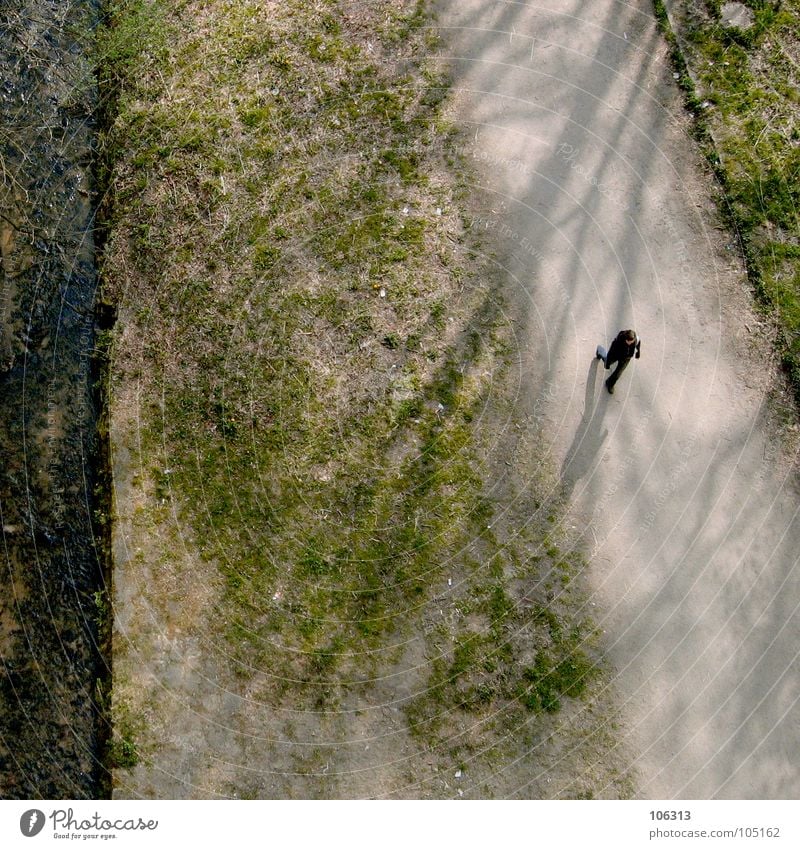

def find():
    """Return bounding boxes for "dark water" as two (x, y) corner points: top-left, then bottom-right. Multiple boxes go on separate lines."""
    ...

(1, 0), (106, 798)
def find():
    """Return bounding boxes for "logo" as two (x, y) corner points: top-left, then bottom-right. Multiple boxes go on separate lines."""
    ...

(20, 810), (46, 837)
(17, 808), (159, 838)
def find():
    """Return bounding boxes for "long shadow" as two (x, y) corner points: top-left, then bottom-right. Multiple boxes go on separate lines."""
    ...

(560, 356), (609, 497)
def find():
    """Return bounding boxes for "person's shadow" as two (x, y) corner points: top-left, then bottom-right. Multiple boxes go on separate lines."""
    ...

(560, 357), (610, 498)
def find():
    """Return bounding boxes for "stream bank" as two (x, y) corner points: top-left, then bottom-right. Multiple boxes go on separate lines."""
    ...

(0, 0), (108, 798)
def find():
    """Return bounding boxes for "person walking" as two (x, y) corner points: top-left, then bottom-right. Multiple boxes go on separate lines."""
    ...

(596, 329), (641, 393)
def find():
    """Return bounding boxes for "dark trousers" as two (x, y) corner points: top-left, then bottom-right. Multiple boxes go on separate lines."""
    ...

(605, 355), (630, 388)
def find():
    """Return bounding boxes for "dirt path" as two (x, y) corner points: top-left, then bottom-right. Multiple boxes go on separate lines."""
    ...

(436, 0), (800, 798)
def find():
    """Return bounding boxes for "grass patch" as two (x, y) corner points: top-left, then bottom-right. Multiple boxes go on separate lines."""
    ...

(404, 534), (600, 746)
(657, 1), (800, 399)
(100, 0), (512, 696)
(99, 0), (619, 791)
(106, 734), (139, 770)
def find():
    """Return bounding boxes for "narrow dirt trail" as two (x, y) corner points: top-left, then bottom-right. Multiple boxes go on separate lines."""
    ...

(436, 0), (800, 798)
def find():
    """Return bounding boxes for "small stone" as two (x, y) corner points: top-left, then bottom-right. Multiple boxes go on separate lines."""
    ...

(721, 2), (754, 30)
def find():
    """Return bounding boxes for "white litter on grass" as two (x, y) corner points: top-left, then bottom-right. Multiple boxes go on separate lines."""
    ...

(379, 288), (386, 298)
(435, 207), (442, 215)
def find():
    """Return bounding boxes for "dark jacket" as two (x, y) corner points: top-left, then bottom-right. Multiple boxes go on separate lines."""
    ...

(606, 331), (641, 367)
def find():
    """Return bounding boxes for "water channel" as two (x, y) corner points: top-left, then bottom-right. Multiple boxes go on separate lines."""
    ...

(1, 0), (107, 798)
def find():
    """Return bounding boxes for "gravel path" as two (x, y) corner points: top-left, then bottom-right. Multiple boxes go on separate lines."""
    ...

(436, 0), (800, 799)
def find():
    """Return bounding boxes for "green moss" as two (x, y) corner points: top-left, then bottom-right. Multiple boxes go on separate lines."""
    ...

(107, 736), (139, 770)
(520, 648), (596, 713)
